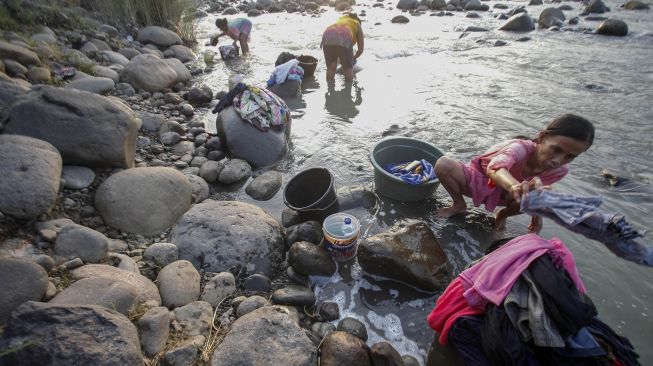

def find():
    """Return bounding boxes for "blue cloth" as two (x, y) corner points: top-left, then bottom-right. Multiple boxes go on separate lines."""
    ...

(385, 159), (436, 185)
(520, 190), (653, 266)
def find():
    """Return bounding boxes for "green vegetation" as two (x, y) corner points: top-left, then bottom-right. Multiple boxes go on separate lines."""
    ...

(0, 0), (96, 33)
(82, 0), (197, 44)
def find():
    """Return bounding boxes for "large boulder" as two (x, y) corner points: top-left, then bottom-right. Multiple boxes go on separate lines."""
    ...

(397, 0), (418, 9)
(597, 19), (628, 36)
(0, 135), (62, 219)
(0, 257), (48, 325)
(538, 7), (565, 28)
(163, 58), (191, 84)
(357, 220), (450, 292)
(0, 40), (41, 66)
(585, 0), (608, 13)
(0, 301), (143, 366)
(164, 45), (196, 63)
(622, 0), (649, 9)
(71, 264), (161, 305)
(499, 12), (535, 31)
(50, 277), (139, 315)
(170, 200), (285, 275)
(211, 306), (317, 366)
(137, 26), (182, 47)
(217, 106), (291, 167)
(1, 86), (138, 168)
(95, 167), (192, 237)
(120, 54), (178, 92)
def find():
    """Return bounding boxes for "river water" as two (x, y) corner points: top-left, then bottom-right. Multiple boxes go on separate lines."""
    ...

(192, 2), (653, 364)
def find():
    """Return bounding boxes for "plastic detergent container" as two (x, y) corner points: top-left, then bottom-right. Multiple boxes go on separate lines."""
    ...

(322, 213), (361, 262)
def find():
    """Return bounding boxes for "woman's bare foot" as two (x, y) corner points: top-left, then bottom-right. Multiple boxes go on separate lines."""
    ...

(494, 208), (508, 231)
(436, 203), (467, 218)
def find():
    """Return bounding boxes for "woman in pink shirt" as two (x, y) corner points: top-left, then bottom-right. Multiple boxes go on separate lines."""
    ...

(435, 114), (595, 232)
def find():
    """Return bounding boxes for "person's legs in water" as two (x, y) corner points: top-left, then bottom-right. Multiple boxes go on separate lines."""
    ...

(322, 45), (338, 83)
(341, 45), (355, 82)
(436, 157), (470, 217)
(239, 33), (249, 54)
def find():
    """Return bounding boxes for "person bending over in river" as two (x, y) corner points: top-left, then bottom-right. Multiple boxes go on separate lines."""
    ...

(321, 13), (364, 83)
(435, 114), (595, 233)
(212, 18), (252, 54)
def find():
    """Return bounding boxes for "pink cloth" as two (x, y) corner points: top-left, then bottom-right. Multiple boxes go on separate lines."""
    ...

(459, 233), (586, 309)
(463, 139), (568, 211)
(427, 277), (484, 344)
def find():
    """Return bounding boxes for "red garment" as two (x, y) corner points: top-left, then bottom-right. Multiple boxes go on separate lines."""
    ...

(426, 277), (484, 345)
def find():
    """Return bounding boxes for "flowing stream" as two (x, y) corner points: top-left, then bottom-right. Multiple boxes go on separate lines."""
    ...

(192, 2), (653, 363)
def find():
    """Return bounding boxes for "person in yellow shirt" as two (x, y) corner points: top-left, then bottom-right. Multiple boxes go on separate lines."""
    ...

(321, 13), (365, 83)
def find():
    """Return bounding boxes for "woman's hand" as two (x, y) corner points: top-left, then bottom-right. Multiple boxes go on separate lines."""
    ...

(528, 215), (542, 233)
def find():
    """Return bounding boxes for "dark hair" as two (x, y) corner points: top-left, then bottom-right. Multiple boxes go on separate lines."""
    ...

(346, 13), (361, 23)
(541, 113), (595, 146)
(216, 18), (228, 30)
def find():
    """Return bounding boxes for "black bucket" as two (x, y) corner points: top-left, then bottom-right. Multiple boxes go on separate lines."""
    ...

(283, 167), (339, 223)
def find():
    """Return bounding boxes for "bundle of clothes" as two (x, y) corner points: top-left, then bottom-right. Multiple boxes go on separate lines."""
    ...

(384, 160), (436, 185)
(266, 59), (304, 87)
(212, 83), (290, 132)
(428, 233), (641, 366)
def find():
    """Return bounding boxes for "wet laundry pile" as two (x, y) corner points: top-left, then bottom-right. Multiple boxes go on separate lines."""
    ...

(520, 190), (652, 266)
(212, 82), (290, 131)
(384, 159), (436, 185)
(267, 59), (304, 87)
(428, 234), (640, 366)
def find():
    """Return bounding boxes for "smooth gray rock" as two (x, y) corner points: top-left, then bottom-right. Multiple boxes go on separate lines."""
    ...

(160, 120), (185, 135)
(190, 156), (208, 168)
(137, 306), (170, 357)
(54, 225), (109, 263)
(3, 59), (27, 76)
(244, 274), (271, 293)
(245, 171), (282, 200)
(319, 302), (340, 322)
(464, 0), (483, 10)
(80, 41), (100, 58)
(201, 272), (236, 307)
(143, 242), (179, 268)
(271, 285), (316, 307)
(217, 106), (290, 167)
(268, 80), (301, 100)
(164, 44), (196, 63)
(109, 252), (140, 274)
(62, 165), (96, 189)
(138, 26), (182, 47)
(396, 0), (418, 9)
(163, 57), (191, 84)
(170, 200), (285, 274)
(236, 295), (271, 318)
(218, 158), (251, 184)
(72, 264), (161, 305)
(120, 54), (178, 92)
(0, 80), (28, 105)
(2, 86), (138, 168)
(0, 301), (143, 365)
(100, 50), (129, 66)
(198, 160), (224, 183)
(336, 317), (369, 342)
(585, 0), (608, 13)
(597, 19), (628, 36)
(539, 7), (565, 28)
(0, 135), (62, 219)
(157, 260), (200, 309)
(173, 141), (195, 156)
(391, 15), (410, 23)
(92, 65), (120, 82)
(50, 277), (139, 315)
(187, 86), (213, 106)
(185, 174), (210, 203)
(320, 331), (371, 366)
(499, 12), (535, 31)
(212, 306), (317, 366)
(139, 111), (166, 131)
(161, 131), (181, 145)
(288, 241), (336, 277)
(119, 47), (142, 59)
(95, 167), (192, 237)
(623, 0), (649, 9)
(172, 301), (213, 336)
(0, 40), (41, 66)
(0, 257), (48, 324)
(358, 220), (450, 292)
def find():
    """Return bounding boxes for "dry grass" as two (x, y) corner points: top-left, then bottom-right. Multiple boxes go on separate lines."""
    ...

(199, 296), (232, 364)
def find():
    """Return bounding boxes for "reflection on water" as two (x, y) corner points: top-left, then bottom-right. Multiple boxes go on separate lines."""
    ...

(194, 2), (653, 364)
(324, 81), (363, 122)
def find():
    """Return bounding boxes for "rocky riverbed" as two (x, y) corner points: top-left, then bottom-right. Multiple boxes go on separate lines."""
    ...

(1, 0), (651, 365)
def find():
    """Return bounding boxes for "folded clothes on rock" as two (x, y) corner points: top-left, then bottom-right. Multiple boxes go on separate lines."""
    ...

(384, 159), (436, 185)
(212, 83), (290, 131)
(267, 59), (305, 87)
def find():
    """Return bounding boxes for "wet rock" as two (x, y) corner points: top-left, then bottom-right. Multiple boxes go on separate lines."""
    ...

(244, 273), (272, 293)
(218, 158), (252, 184)
(426, 337), (464, 365)
(499, 12), (535, 31)
(0, 40), (41, 66)
(137, 306), (170, 357)
(358, 220), (450, 291)
(236, 295), (271, 317)
(212, 306), (316, 366)
(597, 19), (628, 36)
(282, 208), (302, 227)
(0, 302), (143, 365)
(336, 317), (368, 341)
(121, 54), (178, 92)
(245, 171), (282, 200)
(72, 264), (161, 305)
(0, 135), (61, 219)
(538, 7), (565, 28)
(137, 26), (182, 47)
(286, 266), (309, 285)
(172, 301), (213, 336)
(201, 272), (236, 307)
(397, 0), (418, 10)
(391, 15), (410, 23)
(54, 225), (108, 263)
(50, 277), (138, 315)
(217, 106), (290, 167)
(171, 200), (284, 274)
(529, 0), (542, 4)
(187, 85), (214, 106)
(95, 167), (192, 237)
(268, 79), (301, 99)
(287, 221), (323, 245)
(320, 331), (371, 366)
(271, 285), (316, 307)
(370, 342), (403, 365)
(622, 0), (649, 9)
(319, 302), (340, 321)
(185, 174), (210, 203)
(2, 86), (138, 168)
(0, 257), (48, 324)
(157, 260), (200, 309)
(288, 241), (336, 277)
(144, 242), (179, 268)
(464, 26), (489, 32)
(585, 0), (608, 13)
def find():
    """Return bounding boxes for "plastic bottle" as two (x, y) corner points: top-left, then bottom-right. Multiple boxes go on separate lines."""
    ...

(342, 217), (355, 236)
